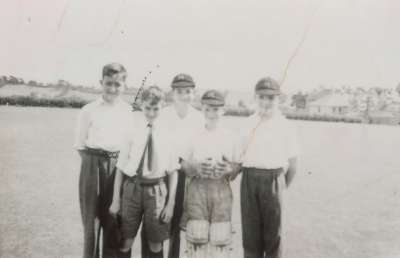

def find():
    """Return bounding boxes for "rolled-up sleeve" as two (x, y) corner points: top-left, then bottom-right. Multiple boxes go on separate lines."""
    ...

(74, 106), (90, 150)
(116, 136), (132, 173)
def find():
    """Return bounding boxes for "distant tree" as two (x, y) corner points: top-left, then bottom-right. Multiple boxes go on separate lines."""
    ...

(8, 76), (18, 84)
(28, 80), (38, 86)
(238, 100), (247, 108)
(165, 90), (174, 104)
(396, 83), (400, 96)
(292, 92), (307, 109)
(16, 78), (24, 84)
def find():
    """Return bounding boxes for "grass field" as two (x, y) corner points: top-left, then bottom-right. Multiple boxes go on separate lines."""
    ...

(1, 106), (399, 258)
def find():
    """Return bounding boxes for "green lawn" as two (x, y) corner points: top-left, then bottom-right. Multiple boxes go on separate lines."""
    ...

(0, 106), (399, 258)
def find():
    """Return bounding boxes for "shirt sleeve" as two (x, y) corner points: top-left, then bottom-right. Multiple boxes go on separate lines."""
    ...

(230, 136), (242, 163)
(286, 121), (300, 159)
(116, 135), (132, 173)
(74, 106), (90, 150)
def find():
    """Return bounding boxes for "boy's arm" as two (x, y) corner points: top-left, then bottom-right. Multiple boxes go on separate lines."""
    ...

(285, 157), (297, 188)
(109, 168), (124, 217)
(160, 171), (178, 223)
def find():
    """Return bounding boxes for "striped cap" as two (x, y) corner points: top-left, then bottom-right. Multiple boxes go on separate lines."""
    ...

(255, 77), (280, 95)
(201, 90), (225, 106)
(171, 73), (195, 88)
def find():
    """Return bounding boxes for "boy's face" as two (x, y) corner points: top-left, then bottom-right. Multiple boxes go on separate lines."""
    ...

(173, 87), (194, 105)
(100, 74), (125, 103)
(255, 93), (277, 114)
(142, 101), (162, 124)
(202, 104), (224, 125)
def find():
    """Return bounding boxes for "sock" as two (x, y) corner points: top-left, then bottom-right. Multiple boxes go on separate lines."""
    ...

(117, 249), (131, 258)
(149, 249), (163, 258)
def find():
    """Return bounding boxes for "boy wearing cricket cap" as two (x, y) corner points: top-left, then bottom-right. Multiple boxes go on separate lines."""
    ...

(180, 90), (241, 258)
(155, 73), (204, 258)
(239, 77), (299, 258)
(109, 86), (179, 258)
(74, 63), (132, 258)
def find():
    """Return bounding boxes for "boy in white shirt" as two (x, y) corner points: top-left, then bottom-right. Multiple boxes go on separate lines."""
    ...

(239, 77), (299, 258)
(156, 73), (204, 258)
(74, 63), (132, 258)
(181, 90), (241, 258)
(109, 86), (179, 258)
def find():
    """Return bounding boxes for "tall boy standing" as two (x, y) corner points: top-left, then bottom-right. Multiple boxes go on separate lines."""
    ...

(74, 63), (132, 258)
(239, 77), (299, 258)
(109, 86), (179, 258)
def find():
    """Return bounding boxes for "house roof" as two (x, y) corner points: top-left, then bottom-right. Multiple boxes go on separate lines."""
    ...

(308, 94), (350, 107)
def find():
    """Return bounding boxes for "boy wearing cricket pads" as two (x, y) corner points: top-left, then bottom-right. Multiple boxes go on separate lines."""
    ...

(239, 77), (299, 258)
(180, 90), (241, 258)
(109, 86), (179, 258)
(74, 63), (131, 258)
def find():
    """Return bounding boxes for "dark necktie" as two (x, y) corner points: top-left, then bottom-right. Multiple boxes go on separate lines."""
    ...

(146, 124), (153, 171)
(137, 123), (153, 177)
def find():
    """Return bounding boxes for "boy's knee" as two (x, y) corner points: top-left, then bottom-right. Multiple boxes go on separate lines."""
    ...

(186, 220), (209, 244)
(148, 241), (163, 252)
(210, 222), (232, 246)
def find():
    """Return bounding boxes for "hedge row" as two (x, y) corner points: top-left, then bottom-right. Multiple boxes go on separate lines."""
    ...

(0, 96), (365, 124)
(0, 96), (88, 108)
(286, 113), (363, 123)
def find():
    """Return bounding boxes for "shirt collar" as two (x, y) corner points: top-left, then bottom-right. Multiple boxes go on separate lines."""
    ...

(97, 96), (123, 106)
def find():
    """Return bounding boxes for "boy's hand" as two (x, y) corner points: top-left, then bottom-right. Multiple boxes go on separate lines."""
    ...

(199, 158), (215, 178)
(228, 165), (242, 181)
(109, 199), (120, 218)
(160, 203), (174, 223)
(214, 160), (231, 178)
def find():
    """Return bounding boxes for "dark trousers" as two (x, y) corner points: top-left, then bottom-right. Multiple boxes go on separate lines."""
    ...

(241, 167), (285, 258)
(140, 169), (186, 258)
(79, 150), (122, 258)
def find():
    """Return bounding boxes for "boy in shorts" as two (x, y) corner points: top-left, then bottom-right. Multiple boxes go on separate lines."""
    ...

(109, 86), (179, 258)
(180, 90), (241, 258)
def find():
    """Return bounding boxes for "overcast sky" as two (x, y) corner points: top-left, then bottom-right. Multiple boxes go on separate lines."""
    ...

(1, 0), (399, 93)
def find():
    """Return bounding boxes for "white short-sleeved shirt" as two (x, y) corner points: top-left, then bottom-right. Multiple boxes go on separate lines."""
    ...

(240, 112), (299, 169)
(116, 114), (180, 178)
(182, 126), (240, 166)
(158, 105), (204, 155)
(74, 97), (132, 152)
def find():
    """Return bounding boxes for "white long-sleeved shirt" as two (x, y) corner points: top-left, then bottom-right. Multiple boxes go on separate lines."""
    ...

(240, 112), (300, 169)
(74, 97), (132, 152)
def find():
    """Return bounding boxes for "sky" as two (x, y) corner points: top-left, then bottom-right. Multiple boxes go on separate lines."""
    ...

(0, 0), (399, 93)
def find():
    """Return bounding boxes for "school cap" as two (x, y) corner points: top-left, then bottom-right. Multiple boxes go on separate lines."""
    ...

(201, 89), (225, 107)
(255, 77), (280, 95)
(171, 73), (195, 88)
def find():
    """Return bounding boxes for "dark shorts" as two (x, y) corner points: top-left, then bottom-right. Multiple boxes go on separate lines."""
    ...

(185, 177), (232, 223)
(121, 177), (170, 243)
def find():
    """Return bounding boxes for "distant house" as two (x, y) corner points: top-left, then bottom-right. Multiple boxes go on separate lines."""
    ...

(308, 94), (350, 115)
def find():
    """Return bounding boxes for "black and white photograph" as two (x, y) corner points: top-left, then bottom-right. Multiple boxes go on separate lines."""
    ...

(0, 1), (399, 258)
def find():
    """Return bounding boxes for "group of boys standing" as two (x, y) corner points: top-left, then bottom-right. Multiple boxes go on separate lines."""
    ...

(74, 63), (299, 258)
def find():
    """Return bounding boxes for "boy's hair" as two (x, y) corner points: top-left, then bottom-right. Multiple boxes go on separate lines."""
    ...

(102, 63), (127, 80)
(140, 85), (164, 105)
